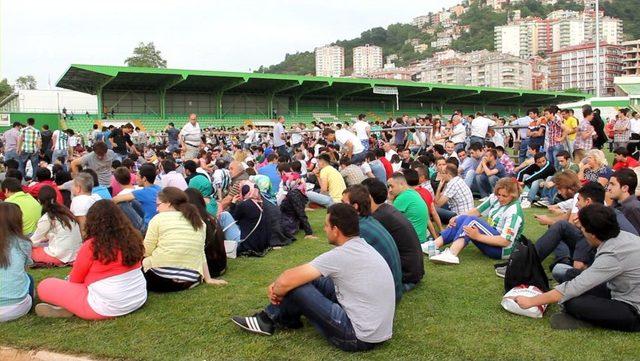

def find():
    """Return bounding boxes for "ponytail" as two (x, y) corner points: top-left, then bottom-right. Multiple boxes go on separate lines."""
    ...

(176, 202), (204, 231)
(158, 187), (204, 231)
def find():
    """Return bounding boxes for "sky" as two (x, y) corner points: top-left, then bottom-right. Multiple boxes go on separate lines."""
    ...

(1, 0), (460, 89)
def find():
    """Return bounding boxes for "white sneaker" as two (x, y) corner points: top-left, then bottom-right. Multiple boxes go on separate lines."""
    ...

(429, 248), (460, 265)
(520, 199), (531, 209)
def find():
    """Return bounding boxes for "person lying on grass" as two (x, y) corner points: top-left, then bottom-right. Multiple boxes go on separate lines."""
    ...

(231, 203), (395, 352)
(513, 204), (640, 332)
(429, 177), (524, 265)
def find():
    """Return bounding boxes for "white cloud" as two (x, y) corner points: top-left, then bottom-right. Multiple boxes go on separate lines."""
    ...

(1, 0), (459, 88)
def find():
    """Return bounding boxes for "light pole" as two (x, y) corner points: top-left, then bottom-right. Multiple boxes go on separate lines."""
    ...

(595, 0), (601, 97)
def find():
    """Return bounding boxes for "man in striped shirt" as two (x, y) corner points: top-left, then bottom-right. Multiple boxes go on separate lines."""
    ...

(17, 118), (41, 178)
(51, 128), (70, 163)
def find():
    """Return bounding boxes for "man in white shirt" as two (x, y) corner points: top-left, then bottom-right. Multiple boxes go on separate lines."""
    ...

(273, 116), (287, 157)
(323, 128), (366, 164)
(628, 111), (640, 158)
(179, 113), (202, 160)
(70, 173), (101, 237)
(470, 113), (496, 146)
(352, 114), (371, 150)
(243, 124), (257, 150)
(382, 142), (397, 162)
(449, 115), (467, 152)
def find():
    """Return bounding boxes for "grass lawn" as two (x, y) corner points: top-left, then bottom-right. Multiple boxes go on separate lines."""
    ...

(1, 206), (640, 361)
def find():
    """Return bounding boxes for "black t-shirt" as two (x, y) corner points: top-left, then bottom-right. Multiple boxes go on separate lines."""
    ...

(166, 127), (180, 143)
(41, 130), (52, 150)
(372, 203), (424, 284)
(109, 128), (133, 155)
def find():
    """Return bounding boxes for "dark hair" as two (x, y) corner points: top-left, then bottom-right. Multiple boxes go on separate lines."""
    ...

(578, 203), (620, 241)
(114, 167), (132, 186)
(374, 148), (385, 158)
(85, 200), (144, 266)
(35, 167), (52, 182)
(27, 118), (35, 126)
(162, 159), (177, 173)
(446, 157), (459, 168)
(111, 160), (122, 169)
(556, 150), (571, 160)
(317, 153), (331, 164)
(361, 178), (388, 204)
(157, 187), (203, 231)
(327, 203), (359, 237)
(290, 161), (302, 173)
(345, 184), (371, 217)
(496, 146), (506, 153)
(433, 144), (446, 155)
(322, 128), (336, 137)
(138, 163), (157, 184)
(339, 157), (352, 166)
(93, 141), (108, 156)
(184, 188), (226, 276)
(80, 168), (100, 187)
(183, 160), (198, 173)
(54, 170), (72, 185)
(534, 152), (547, 161)
(611, 168), (638, 195)
(1, 177), (22, 193)
(38, 185), (75, 230)
(3, 159), (19, 170)
(403, 168), (420, 187)
(0, 203), (27, 268)
(527, 108), (539, 116)
(577, 182), (605, 204)
(614, 147), (629, 157)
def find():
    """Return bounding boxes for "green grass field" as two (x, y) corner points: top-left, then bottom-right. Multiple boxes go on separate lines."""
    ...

(1, 208), (640, 361)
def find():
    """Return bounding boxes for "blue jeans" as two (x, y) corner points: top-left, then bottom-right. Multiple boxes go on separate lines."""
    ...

(540, 176), (557, 202)
(351, 151), (367, 165)
(546, 144), (564, 169)
(4, 150), (18, 162)
(360, 139), (369, 151)
(463, 169), (476, 189)
(437, 207), (457, 225)
(518, 138), (529, 164)
(275, 145), (287, 158)
(265, 277), (377, 352)
(52, 149), (68, 163)
(306, 191), (334, 208)
(219, 211), (241, 241)
(527, 179), (544, 202)
(474, 173), (499, 198)
(167, 142), (179, 153)
(469, 136), (484, 147)
(18, 152), (39, 178)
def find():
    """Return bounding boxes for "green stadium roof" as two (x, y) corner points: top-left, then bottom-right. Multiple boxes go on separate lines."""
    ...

(57, 64), (588, 106)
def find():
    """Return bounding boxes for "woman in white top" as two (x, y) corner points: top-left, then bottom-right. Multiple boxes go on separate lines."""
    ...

(430, 118), (446, 146)
(30, 185), (82, 266)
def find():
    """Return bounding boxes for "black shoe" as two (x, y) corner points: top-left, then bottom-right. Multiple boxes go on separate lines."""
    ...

(550, 312), (593, 330)
(231, 311), (275, 336)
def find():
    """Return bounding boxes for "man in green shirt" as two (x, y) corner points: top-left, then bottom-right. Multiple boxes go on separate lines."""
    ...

(387, 172), (429, 243)
(2, 177), (42, 235)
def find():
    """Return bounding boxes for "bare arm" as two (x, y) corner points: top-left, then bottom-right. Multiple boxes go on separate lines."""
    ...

(271, 263), (321, 300)
(112, 192), (135, 204)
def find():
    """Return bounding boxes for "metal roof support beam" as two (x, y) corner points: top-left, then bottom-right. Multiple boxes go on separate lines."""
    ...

(336, 85), (373, 101)
(293, 81), (333, 100)
(529, 95), (558, 105)
(400, 87), (432, 99)
(444, 90), (482, 103)
(95, 76), (115, 119)
(270, 80), (304, 95)
(484, 93), (523, 105)
(158, 76), (187, 119)
(212, 78), (248, 120)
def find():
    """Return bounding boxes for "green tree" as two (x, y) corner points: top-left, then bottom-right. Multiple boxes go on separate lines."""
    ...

(15, 75), (37, 90)
(0, 78), (14, 100)
(125, 42), (167, 68)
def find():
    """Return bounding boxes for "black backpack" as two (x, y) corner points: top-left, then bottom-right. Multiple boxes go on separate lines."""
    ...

(503, 236), (549, 293)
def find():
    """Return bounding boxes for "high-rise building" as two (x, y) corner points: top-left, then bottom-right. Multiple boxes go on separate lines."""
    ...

(582, 12), (623, 45)
(353, 44), (383, 77)
(549, 42), (624, 95)
(552, 18), (585, 51)
(416, 51), (533, 89)
(622, 39), (640, 76)
(495, 23), (536, 58)
(315, 45), (345, 77)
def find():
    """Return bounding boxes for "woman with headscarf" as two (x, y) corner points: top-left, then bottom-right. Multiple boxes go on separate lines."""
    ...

(225, 180), (271, 257)
(279, 169), (315, 239)
(253, 175), (295, 247)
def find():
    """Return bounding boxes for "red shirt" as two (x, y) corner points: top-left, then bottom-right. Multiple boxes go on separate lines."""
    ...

(69, 238), (142, 286)
(415, 186), (434, 208)
(24, 180), (64, 204)
(379, 157), (393, 179)
(612, 156), (639, 171)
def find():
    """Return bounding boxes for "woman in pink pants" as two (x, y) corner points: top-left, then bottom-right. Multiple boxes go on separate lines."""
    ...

(36, 200), (147, 319)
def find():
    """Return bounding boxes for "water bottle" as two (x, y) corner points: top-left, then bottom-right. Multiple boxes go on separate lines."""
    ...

(426, 240), (436, 257)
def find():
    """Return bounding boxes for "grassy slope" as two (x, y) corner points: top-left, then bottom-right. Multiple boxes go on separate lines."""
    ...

(1, 208), (639, 361)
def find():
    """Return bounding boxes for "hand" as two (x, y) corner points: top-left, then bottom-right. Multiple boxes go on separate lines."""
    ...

(534, 214), (552, 225)
(268, 283), (282, 305)
(463, 225), (480, 240)
(573, 260), (587, 270)
(304, 234), (318, 240)
(512, 296), (535, 310)
(448, 216), (458, 227)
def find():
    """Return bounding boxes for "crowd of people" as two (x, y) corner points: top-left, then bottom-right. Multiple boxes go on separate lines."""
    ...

(1, 106), (640, 350)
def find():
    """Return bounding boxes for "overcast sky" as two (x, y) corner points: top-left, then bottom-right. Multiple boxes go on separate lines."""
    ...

(1, 0), (459, 88)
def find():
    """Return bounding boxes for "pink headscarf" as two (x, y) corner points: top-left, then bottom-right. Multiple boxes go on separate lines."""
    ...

(239, 180), (262, 202)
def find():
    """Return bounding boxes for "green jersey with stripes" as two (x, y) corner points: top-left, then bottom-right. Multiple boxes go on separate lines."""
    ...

(476, 194), (524, 259)
(53, 130), (69, 151)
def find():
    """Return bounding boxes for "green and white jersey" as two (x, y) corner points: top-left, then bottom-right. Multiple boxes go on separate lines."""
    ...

(53, 130), (69, 151)
(476, 194), (524, 259)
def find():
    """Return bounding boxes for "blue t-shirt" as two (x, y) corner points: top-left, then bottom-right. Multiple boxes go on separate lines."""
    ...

(258, 163), (281, 196)
(0, 237), (32, 306)
(92, 185), (112, 200)
(133, 185), (161, 226)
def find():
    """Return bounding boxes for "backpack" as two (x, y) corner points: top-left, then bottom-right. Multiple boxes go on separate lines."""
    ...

(503, 236), (549, 293)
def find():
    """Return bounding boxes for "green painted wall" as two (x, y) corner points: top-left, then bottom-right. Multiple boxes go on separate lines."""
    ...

(0, 113), (60, 131)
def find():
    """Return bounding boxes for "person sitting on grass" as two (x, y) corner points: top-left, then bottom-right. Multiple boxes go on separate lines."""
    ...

(30, 185), (82, 266)
(434, 164), (475, 226)
(0, 203), (35, 322)
(35, 200), (147, 319)
(612, 147), (639, 171)
(362, 178), (425, 292)
(577, 149), (611, 188)
(2, 177), (42, 235)
(143, 187), (207, 292)
(607, 168), (640, 235)
(430, 178), (524, 265)
(473, 148), (506, 201)
(387, 172), (434, 243)
(513, 204), (640, 332)
(113, 163), (161, 228)
(342, 185), (403, 300)
(516, 152), (555, 209)
(306, 153), (346, 208)
(533, 151), (579, 207)
(231, 203), (395, 352)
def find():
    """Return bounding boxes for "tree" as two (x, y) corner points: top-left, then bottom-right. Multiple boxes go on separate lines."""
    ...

(0, 78), (14, 100)
(15, 75), (37, 90)
(125, 42), (167, 68)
